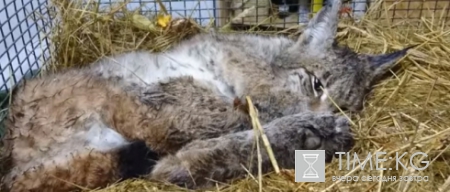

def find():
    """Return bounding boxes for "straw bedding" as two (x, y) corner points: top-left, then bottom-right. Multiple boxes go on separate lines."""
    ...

(1, 0), (450, 191)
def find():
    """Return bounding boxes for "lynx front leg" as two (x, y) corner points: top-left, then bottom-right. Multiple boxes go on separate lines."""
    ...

(149, 112), (354, 189)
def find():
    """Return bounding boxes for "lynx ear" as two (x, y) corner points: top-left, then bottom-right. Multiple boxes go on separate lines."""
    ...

(295, 0), (342, 56)
(366, 45), (415, 77)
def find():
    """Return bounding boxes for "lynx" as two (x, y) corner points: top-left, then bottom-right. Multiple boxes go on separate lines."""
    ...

(1, 0), (412, 191)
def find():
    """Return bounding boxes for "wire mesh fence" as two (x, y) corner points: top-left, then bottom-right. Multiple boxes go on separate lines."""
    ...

(0, 0), (54, 102)
(91, 0), (450, 29)
(0, 0), (449, 105)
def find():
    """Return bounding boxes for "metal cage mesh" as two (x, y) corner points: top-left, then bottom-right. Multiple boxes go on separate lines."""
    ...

(0, 0), (449, 99)
(0, 0), (54, 93)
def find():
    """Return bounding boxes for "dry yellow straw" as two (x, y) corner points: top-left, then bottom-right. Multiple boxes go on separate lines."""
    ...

(245, 96), (280, 174)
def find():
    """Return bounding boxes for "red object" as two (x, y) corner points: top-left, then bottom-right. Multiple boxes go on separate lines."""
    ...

(339, 6), (353, 15)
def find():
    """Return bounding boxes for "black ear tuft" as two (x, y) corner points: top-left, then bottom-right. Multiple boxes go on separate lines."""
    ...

(369, 45), (415, 67)
(118, 140), (161, 180)
(367, 45), (415, 78)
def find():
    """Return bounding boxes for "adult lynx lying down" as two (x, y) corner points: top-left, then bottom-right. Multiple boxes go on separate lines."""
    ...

(1, 0), (412, 191)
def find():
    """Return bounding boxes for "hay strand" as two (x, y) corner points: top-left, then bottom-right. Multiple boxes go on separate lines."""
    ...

(246, 96), (281, 174)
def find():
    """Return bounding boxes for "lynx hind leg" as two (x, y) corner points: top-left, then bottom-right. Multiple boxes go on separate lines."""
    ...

(5, 143), (159, 192)
(5, 150), (120, 192)
(3, 117), (160, 192)
(149, 112), (354, 189)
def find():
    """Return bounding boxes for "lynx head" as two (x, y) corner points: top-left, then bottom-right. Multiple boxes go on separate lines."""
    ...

(296, 43), (413, 113)
(275, 0), (413, 112)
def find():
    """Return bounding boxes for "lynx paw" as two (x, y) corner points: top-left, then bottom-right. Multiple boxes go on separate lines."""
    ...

(289, 112), (354, 162)
(327, 115), (354, 161)
(305, 112), (352, 137)
(334, 115), (351, 133)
